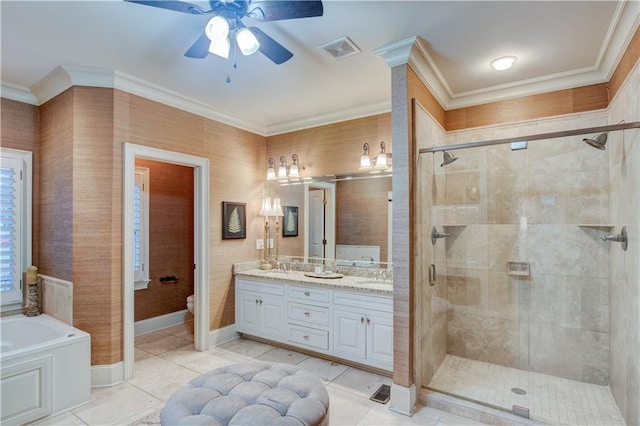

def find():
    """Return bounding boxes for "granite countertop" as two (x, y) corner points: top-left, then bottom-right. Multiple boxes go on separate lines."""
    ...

(234, 269), (393, 296)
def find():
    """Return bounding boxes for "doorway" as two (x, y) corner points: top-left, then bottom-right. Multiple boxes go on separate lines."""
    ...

(304, 181), (335, 262)
(123, 143), (210, 380)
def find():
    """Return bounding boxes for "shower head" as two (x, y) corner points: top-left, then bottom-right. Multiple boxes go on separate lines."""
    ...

(583, 132), (608, 150)
(441, 151), (458, 167)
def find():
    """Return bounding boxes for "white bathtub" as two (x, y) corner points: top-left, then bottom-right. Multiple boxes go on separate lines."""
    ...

(0, 314), (91, 425)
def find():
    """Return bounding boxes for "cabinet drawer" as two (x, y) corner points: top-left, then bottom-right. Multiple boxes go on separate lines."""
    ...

(287, 325), (329, 350)
(237, 279), (285, 296)
(333, 291), (392, 313)
(288, 302), (329, 326)
(288, 286), (329, 303)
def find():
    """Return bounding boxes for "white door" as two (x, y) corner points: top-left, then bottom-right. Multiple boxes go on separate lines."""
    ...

(308, 189), (325, 259)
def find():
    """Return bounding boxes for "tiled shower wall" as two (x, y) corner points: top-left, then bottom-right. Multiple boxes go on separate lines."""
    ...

(608, 60), (640, 424)
(432, 112), (612, 386)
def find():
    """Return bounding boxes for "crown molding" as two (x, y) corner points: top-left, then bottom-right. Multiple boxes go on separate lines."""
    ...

(374, 2), (640, 111)
(0, 81), (38, 105)
(4, 65), (266, 135)
(265, 100), (391, 136)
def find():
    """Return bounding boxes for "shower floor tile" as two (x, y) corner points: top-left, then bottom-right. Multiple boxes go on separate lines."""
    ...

(429, 355), (625, 426)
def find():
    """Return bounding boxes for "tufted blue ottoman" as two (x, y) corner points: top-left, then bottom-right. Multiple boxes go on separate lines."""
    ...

(161, 361), (330, 425)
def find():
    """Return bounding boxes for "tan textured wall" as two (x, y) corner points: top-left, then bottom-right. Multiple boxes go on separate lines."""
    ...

(30, 87), (266, 365)
(336, 177), (392, 263)
(120, 92), (266, 333)
(38, 89), (74, 283)
(71, 87), (121, 364)
(266, 113), (391, 178)
(134, 159), (194, 322)
(1, 98), (40, 266)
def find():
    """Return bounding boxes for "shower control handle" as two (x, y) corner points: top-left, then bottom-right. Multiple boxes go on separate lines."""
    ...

(431, 226), (450, 245)
(601, 226), (628, 251)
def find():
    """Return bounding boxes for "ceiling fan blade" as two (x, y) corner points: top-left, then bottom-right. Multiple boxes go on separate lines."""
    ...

(248, 1), (323, 21)
(249, 27), (293, 64)
(124, 0), (206, 15)
(184, 33), (210, 58)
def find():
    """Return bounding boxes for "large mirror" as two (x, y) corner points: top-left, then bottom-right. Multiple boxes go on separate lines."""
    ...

(268, 172), (392, 269)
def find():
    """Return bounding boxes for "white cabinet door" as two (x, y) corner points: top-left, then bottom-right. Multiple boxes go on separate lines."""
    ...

(365, 310), (394, 368)
(332, 308), (366, 361)
(236, 292), (261, 335)
(236, 290), (285, 340)
(261, 295), (285, 339)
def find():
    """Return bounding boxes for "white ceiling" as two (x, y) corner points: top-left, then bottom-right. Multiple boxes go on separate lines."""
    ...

(2, 1), (639, 136)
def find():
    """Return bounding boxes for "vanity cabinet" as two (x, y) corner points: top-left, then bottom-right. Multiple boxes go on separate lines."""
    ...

(332, 292), (393, 371)
(235, 279), (285, 340)
(234, 275), (393, 372)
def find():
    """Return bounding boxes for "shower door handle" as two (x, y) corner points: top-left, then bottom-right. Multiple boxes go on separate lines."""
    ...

(428, 264), (436, 286)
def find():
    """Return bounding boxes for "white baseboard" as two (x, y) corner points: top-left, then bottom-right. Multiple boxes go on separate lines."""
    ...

(134, 309), (192, 336)
(208, 324), (239, 348)
(92, 324), (236, 388)
(91, 362), (124, 388)
(389, 383), (416, 416)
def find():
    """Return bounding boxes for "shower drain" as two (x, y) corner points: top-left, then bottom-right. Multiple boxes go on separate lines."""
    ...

(511, 387), (527, 395)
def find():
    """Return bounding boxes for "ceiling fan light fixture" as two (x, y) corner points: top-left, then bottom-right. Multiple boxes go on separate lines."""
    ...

(236, 27), (260, 55)
(205, 15), (229, 41)
(208, 37), (230, 59)
(490, 55), (517, 71)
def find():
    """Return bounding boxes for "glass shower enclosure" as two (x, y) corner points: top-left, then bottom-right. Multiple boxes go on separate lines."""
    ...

(416, 110), (638, 425)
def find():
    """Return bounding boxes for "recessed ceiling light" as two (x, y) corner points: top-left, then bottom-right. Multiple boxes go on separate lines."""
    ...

(490, 56), (517, 71)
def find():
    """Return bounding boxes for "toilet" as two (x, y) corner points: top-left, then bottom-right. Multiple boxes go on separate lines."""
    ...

(186, 295), (194, 314)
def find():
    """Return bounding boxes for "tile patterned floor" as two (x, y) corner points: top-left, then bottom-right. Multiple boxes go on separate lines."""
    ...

(429, 355), (625, 426)
(36, 321), (481, 426)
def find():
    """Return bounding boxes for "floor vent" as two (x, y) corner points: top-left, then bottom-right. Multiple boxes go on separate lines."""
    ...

(513, 405), (530, 419)
(369, 384), (390, 404)
(319, 36), (361, 59)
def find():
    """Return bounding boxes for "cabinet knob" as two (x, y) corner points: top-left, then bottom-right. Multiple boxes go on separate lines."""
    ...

(303, 335), (309, 340)
(259, 299), (263, 305)
(304, 311), (310, 316)
(255, 298), (259, 304)
(361, 317), (365, 324)
(367, 317), (371, 325)
(304, 291), (310, 296)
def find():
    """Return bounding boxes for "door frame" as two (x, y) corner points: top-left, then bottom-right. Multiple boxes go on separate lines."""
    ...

(304, 181), (335, 262)
(123, 143), (210, 380)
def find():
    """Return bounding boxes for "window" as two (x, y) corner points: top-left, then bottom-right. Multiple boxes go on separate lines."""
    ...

(133, 167), (150, 290)
(1, 148), (32, 309)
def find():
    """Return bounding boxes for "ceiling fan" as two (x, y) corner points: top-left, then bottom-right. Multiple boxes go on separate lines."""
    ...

(125, 0), (323, 65)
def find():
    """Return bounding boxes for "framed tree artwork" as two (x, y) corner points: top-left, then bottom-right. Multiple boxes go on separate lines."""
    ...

(282, 205), (298, 237)
(222, 202), (246, 239)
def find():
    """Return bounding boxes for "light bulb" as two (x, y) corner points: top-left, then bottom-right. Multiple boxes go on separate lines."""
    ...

(205, 16), (229, 41)
(236, 27), (260, 56)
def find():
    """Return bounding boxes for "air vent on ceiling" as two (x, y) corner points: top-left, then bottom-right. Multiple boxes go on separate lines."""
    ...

(319, 36), (361, 60)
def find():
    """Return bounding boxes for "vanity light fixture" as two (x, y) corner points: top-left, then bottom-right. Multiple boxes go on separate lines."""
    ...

(375, 141), (388, 170)
(288, 154), (300, 180)
(360, 143), (373, 170)
(359, 141), (391, 172)
(266, 158), (277, 180)
(277, 156), (288, 180)
(490, 55), (517, 71)
(267, 154), (305, 183)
